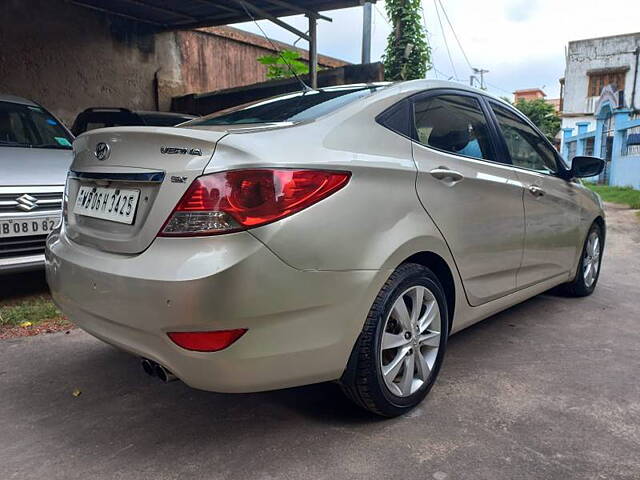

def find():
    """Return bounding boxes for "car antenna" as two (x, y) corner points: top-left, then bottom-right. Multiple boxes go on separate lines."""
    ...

(236, 1), (315, 93)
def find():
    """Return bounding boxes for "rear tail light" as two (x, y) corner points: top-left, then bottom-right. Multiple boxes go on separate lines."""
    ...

(168, 329), (247, 352)
(159, 169), (350, 236)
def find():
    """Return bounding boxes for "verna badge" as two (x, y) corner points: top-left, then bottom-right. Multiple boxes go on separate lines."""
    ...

(160, 146), (202, 156)
(95, 142), (110, 161)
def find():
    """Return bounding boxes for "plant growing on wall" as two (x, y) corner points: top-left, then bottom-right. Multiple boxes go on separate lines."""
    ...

(513, 98), (561, 141)
(382, 0), (431, 81)
(257, 50), (309, 80)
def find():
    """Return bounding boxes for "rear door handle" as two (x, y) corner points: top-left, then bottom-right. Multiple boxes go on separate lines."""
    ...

(429, 168), (464, 183)
(528, 185), (545, 197)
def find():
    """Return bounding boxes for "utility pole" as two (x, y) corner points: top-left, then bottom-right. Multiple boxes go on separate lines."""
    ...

(473, 68), (489, 90)
(361, 1), (372, 64)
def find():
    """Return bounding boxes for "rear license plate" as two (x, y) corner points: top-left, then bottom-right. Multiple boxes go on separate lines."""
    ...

(0, 216), (60, 239)
(74, 186), (140, 225)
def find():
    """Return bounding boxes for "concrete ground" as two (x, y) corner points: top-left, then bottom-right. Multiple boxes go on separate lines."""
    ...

(1, 204), (639, 480)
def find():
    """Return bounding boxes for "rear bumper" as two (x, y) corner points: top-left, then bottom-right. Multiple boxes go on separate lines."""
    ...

(45, 227), (382, 392)
(0, 254), (44, 274)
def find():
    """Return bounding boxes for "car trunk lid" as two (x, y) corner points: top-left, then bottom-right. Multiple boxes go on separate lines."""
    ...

(66, 127), (226, 254)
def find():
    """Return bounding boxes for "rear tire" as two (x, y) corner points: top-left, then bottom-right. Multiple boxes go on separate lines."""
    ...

(340, 263), (449, 417)
(559, 222), (603, 297)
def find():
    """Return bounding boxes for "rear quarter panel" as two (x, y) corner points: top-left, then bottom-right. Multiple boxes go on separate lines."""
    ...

(570, 181), (606, 272)
(203, 92), (452, 273)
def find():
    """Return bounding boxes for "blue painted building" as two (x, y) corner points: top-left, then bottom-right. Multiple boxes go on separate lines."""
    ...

(562, 86), (640, 189)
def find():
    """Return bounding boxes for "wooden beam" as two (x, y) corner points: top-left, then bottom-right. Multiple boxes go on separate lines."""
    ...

(117, 0), (200, 21)
(233, 0), (310, 41)
(262, 0), (332, 22)
(68, 1), (165, 26)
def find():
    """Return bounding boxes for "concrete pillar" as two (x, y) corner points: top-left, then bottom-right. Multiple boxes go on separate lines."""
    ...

(593, 120), (604, 160)
(610, 109), (632, 185)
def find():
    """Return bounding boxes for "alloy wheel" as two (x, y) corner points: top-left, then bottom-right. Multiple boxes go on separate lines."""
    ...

(583, 230), (601, 288)
(379, 286), (442, 397)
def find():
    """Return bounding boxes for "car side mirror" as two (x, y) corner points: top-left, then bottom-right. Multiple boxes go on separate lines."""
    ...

(568, 156), (605, 179)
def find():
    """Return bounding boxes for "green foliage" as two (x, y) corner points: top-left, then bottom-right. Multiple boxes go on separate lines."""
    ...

(382, 0), (431, 81)
(513, 98), (561, 141)
(584, 183), (640, 209)
(0, 296), (62, 327)
(257, 50), (309, 80)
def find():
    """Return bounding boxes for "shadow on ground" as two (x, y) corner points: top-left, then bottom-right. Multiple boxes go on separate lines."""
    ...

(0, 270), (49, 300)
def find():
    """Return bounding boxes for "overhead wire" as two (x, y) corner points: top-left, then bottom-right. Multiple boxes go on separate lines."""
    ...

(432, 0), (458, 80)
(433, 0), (512, 95)
(420, 3), (437, 79)
(436, 0), (472, 70)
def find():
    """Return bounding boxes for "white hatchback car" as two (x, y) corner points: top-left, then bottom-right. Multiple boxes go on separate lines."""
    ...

(46, 81), (605, 416)
(1, 94), (72, 273)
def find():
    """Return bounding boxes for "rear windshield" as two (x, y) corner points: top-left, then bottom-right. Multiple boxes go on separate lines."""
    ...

(185, 85), (385, 126)
(0, 101), (73, 149)
(140, 114), (195, 127)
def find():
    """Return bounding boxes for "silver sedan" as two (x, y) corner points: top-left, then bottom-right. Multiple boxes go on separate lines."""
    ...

(46, 81), (605, 416)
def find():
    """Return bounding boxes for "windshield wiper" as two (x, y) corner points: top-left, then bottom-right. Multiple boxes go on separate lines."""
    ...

(0, 140), (32, 147)
(31, 144), (72, 150)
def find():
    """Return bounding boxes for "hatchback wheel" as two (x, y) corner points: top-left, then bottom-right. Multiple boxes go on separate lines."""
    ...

(560, 222), (603, 297)
(341, 263), (448, 417)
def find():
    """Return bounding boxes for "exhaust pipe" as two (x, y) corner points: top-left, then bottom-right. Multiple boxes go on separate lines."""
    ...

(141, 358), (178, 383)
(154, 364), (177, 383)
(141, 358), (155, 377)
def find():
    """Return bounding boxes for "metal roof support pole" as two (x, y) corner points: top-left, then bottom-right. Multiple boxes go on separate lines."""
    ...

(361, 1), (372, 64)
(308, 14), (318, 88)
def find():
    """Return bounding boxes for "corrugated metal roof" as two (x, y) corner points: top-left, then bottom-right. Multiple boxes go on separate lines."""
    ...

(69, 0), (370, 29)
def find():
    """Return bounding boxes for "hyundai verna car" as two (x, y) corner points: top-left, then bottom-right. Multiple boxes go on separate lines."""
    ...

(46, 81), (605, 416)
(1, 94), (73, 273)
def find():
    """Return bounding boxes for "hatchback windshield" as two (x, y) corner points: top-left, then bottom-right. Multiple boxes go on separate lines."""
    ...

(186, 85), (386, 126)
(0, 101), (73, 149)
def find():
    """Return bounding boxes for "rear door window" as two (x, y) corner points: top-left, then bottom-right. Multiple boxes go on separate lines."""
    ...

(377, 99), (411, 137)
(412, 94), (495, 161)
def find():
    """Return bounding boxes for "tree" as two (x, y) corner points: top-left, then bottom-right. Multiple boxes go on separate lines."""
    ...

(513, 98), (561, 141)
(257, 50), (308, 80)
(383, 0), (431, 81)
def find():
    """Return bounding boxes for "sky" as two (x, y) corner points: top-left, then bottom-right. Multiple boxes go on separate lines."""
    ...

(235, 0), (640, 99)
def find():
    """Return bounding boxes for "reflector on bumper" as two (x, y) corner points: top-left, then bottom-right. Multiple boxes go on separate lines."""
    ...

(167, 329), (247, 352)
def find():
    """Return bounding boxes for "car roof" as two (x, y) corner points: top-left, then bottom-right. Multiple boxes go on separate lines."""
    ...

(0, 94), (39, 106)
(389, 79), (510, 105)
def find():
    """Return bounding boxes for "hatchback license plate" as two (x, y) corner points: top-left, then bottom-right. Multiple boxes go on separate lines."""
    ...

(0, 216), (60, 239)
(74, 186), (140, 225)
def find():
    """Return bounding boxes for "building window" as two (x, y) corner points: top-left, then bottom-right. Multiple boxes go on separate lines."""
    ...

(625, 126), (640, 156)
(584, 137), (595, 156)
(587, 70), (627, 97)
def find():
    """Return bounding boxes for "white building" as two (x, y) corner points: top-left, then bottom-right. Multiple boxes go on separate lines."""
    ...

(561, 32), (640, 135)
